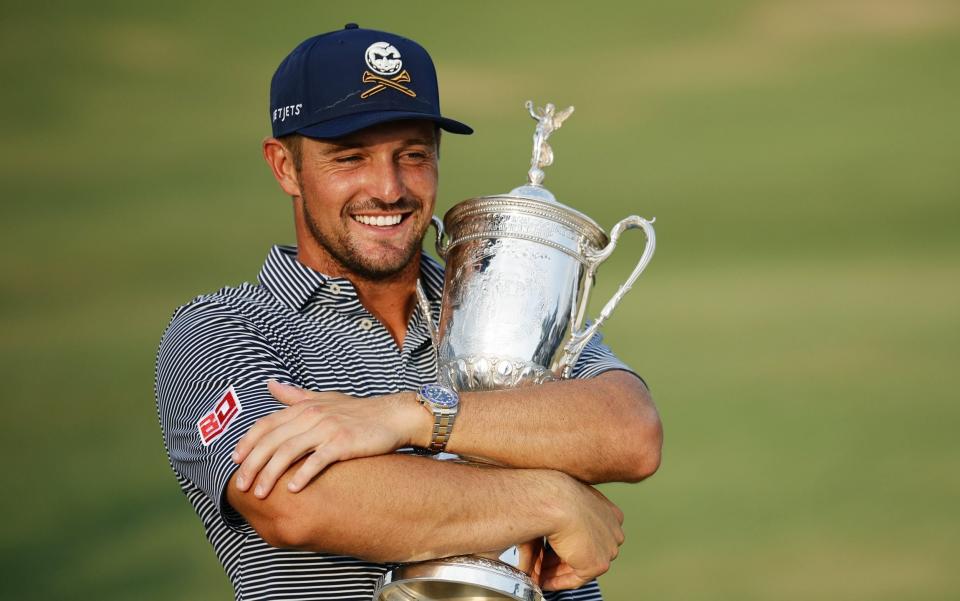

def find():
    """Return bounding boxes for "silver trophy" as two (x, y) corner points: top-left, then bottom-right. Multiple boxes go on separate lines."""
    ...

(374, 102), (656, 601)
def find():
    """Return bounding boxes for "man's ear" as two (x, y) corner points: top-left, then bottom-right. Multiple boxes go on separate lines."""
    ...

(263, 137), (302, 197)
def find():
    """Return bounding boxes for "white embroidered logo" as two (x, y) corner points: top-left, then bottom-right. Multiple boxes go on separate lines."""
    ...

(364, 42), (403, 76)
(272, 103), (302, 123)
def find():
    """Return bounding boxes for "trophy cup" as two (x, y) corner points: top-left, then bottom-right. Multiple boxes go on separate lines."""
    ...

(373, 102), (656, 601)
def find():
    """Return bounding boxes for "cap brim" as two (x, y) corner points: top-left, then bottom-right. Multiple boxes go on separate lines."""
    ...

(295, 111), (473, 139)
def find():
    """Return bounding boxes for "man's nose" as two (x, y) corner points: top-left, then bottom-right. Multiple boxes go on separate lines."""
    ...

(365, 157), (405, 203)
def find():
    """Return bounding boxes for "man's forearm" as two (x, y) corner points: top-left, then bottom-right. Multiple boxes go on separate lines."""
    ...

(229, 453), (569, 563)
(425, 370), (662, 483)
(232, 371), (661, 503)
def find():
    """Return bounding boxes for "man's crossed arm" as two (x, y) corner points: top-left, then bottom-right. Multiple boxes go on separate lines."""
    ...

(228, 453), (625, 590)
(227, 370), (661, 590)
(234, 370), (660, 496)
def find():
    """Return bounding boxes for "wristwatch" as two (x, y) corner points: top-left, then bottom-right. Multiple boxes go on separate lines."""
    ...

(416, 383), (460, 454)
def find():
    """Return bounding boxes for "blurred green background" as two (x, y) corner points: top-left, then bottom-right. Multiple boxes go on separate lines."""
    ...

(2, 1), (958, 599)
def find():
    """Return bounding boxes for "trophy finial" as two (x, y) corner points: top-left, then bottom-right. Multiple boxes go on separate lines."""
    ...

(525, 100), (574, 187)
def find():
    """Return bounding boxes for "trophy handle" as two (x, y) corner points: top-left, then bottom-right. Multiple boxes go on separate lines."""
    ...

(558, 215), (656, 378)
(430, 215), (450, 258)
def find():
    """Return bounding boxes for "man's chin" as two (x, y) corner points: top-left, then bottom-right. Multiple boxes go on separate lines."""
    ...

(339, 249), (420, 280)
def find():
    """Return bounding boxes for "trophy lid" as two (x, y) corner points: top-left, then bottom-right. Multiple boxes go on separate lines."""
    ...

(507, 183), (558, 204)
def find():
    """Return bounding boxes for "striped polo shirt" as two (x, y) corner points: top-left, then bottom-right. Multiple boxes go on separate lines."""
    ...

(155, 244), (632, 601)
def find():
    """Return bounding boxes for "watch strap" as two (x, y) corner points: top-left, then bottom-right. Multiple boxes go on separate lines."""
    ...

(427, 409), (456, 454)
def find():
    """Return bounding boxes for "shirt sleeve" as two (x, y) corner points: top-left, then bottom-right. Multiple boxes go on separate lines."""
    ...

(567, 325), (643, 383)
(155, 298), (294, 533)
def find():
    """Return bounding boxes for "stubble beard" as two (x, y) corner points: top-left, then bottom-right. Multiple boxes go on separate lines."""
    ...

(300, 194), (427, 281)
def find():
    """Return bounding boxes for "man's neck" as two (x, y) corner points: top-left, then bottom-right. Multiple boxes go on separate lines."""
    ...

(350, 261), (420, 348)
(297, 245), (421, 348)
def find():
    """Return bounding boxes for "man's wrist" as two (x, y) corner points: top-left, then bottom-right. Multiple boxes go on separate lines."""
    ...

(535, 469), (575, 534)
(394, 390), (434, 449)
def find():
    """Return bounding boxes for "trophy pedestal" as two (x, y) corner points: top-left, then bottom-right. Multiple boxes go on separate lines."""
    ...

(374, 554), (542, 601)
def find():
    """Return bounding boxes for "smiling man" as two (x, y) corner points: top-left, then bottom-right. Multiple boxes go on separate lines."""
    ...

(155, 24), (662, 601)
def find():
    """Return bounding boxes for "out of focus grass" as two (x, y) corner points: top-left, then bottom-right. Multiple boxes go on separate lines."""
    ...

(1, 1), (958, 599)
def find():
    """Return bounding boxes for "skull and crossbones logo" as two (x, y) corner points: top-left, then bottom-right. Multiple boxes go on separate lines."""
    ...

(362, 41), (416, 99)
(365, 42), (403, 75)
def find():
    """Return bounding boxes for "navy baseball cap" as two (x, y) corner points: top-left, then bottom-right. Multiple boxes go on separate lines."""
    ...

(270, 24), (473, 139)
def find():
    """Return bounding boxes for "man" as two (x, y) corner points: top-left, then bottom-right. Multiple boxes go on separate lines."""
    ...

(156, 24), (662, 601)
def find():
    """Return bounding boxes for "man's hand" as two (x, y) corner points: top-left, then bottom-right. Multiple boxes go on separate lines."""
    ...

(232, 380), (426, 498)
(540, 477), (625, 591)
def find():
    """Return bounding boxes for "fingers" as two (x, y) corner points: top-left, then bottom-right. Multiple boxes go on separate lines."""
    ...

(613, 504), (625, 525)
(544, 484), (626, 590)
(603, 507), (626, 546)
(598, 493), (624, 525)
(540, 557), (612, 591)
(288, 446), (341, 492)
(249, 427), (328, 497)
(541, 573), (590, 592)
(234, 414), (319, 495)
(268, 379), (310, 406)
(231, 389), (407, 498)
(539, 559), (595, 591)
(232, 381), (325, 464)
(232, 401), (309, 464)
(539, 559), (579, 591)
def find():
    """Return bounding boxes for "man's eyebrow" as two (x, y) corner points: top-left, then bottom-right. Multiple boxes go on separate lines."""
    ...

(320, 137), (437, 154)
(403, 137), (436, 147)
(320, 141), (365, 153)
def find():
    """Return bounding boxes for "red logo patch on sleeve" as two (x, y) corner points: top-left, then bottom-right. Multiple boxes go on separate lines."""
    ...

(197, 386), (243, 446)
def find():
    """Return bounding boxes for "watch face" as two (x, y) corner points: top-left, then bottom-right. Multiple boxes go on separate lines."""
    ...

(421, 383), (459, 408)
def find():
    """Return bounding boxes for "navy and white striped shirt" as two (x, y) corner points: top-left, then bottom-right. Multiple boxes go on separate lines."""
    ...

(155, 245), (631, 600)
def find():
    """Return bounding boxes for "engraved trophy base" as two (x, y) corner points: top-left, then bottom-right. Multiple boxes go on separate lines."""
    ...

(373, 555), (543, 601)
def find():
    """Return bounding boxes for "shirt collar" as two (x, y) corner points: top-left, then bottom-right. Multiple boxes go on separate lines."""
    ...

(258, 245), (329, 311)
(258, 245), (446, 313)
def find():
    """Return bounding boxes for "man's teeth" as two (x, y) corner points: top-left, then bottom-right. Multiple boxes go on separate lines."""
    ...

(353, 214), (403, 227)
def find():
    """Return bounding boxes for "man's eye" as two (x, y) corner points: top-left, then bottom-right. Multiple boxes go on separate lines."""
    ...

(403, 150), (431, 160)
(335, 155), (362, 163)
